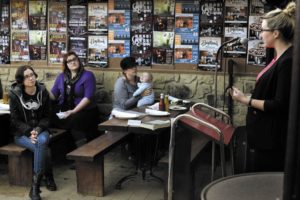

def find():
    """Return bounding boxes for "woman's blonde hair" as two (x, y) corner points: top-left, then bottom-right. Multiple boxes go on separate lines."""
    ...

(261, 2), (296, 43)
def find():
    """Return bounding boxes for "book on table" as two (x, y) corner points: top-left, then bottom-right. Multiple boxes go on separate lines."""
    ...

(128, 119), (170, 131)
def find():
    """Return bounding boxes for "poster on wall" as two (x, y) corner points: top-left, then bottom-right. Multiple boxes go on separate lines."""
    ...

(108, 40), (130, 58)
(48, 1), (67, 33)
(0, 35), (10, 64)
(247, 16), (266, 66)
(69, 37), (87, 64)
(131, 0), (153, 66)
(88, 3), (108, 32)
(0, 1), (10, 34)
(0, 1), (10, 64)
(174, 45), (198, 64)
(11, 31), (29, 61)
(224, 25), (247, 57)
(69, 5), (87, 36)
(28, 0), (47, 30)
(250, 0), (264, 15)
(29, 30), (47, 60)
(224, 0), (248, 24)
(108, 10), (130, 39)
(175, 14), (199, 44)
(176, 0), (199, 14)
(48, 33), (67, 64)
(199, 0), (224, 37)
(198, 36), (221, 70)
(152, 31), (174, 65)
(108, 0), (131, 10)
(88, 35), (108, 67)
(131, 0), (152, 34)
(11, 0), (29, 30)
(247, 40), (266, 66)
(131, 33), (152, 66)
(153, 0), (175, 16)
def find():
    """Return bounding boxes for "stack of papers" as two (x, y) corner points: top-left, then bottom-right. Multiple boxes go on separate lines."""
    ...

(145, 109), (170, 116)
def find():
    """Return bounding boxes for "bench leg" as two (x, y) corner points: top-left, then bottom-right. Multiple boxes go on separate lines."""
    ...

(75, 157), (104, 197)
(8, 152), (33, 186)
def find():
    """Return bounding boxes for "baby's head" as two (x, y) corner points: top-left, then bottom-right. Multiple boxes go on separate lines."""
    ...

(140, 72), (153, 83)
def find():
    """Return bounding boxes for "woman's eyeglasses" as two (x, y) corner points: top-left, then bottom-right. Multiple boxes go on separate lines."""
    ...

(261, 29), (276, 32)
(66, 57), (78, 64)
(24, 73), (36, 80)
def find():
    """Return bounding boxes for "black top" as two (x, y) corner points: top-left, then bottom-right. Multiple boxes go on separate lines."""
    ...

(246, 47), (293, 150)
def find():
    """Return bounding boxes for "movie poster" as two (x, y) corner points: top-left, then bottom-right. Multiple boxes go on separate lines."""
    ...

(198, 37), (221, 70)
(29, 30), (47, 60)
(69, 5), (87, 36)
(88, 3), (108, 32)
(28, 0), (47, 30)
(11, 0), (28, 30)
(88, 35), (108, 67)
(0, 1), (10, 64)
(69, 37), (87, 64)
(49, 33), (67, 64)
(11, 31), (29, 61)
(48, 1), (67, 33)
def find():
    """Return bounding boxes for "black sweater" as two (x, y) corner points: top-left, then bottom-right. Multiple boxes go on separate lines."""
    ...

(246, 47), (293, 150)
(9, 82), (50, 137)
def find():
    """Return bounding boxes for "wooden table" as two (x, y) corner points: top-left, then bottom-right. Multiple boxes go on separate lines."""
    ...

(98, 107), (185, 189)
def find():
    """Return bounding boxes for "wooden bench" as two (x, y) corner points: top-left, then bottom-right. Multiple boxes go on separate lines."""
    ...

(0, 128), (68, 186)
(66, 131), (129, 197)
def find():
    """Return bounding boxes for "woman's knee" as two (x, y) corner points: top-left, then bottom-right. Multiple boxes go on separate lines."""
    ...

(37, 131), (50, 145)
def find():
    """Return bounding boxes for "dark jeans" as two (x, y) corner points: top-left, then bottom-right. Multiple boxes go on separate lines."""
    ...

(51, 105), (100, 146)
(15, 131), (50, 174)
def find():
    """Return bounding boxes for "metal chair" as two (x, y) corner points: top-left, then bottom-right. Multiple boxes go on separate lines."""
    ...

(168, 103), (235, 200)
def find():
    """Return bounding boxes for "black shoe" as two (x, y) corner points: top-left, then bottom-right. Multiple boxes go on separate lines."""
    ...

(44, 173), (57, 191)
(29, 173), (42, 200)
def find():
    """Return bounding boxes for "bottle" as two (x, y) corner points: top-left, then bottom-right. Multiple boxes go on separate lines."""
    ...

(164, 94), (169, 112)
(159, 93), (165, 111)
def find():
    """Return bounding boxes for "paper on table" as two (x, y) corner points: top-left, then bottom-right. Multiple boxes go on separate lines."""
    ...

(147, 102), (159, 110)
(0, 103), (9, 111)
(145, 108), (170, 116)
(112, 109), (145, 119)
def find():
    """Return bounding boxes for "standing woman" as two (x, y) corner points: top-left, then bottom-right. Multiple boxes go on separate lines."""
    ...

(9, 65), (56, 200)
(50, 52), (99, 147)
(231, 2), (296, 172)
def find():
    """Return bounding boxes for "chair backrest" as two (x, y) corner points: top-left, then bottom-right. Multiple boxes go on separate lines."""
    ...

(179, 109), (235, 145)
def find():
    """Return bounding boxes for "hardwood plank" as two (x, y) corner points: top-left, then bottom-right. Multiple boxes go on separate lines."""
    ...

(66, 131), (129, 162)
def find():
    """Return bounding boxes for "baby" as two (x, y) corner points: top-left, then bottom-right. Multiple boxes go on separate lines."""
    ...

(133, 72), (155, 107)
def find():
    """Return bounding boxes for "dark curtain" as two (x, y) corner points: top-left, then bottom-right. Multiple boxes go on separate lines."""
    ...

(283, 0), (300, 199)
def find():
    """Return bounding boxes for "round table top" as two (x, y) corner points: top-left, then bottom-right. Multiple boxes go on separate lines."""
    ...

(201, 172), (283, 200)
